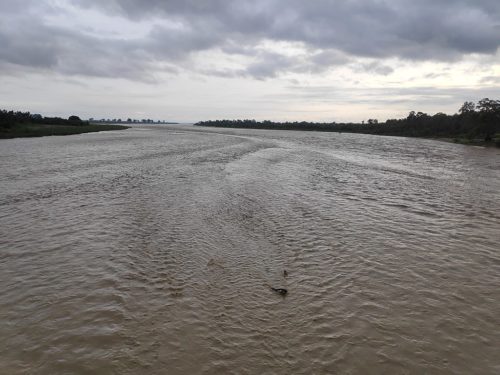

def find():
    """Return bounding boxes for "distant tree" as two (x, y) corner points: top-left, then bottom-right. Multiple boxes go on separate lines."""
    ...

(68, 115), (81, 122)
(477, 98), (500, 141)
(459, 101), (476, 114)
(477, 98), (500, 114)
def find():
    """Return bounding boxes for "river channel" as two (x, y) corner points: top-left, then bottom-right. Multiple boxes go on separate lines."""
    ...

(1, 125), (499, 374)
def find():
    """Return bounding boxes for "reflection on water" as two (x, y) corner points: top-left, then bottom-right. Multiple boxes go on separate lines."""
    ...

(1, 126), (499, 374)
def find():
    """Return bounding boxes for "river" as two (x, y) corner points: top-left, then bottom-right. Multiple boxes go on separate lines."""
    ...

(1, 125), (499, 374)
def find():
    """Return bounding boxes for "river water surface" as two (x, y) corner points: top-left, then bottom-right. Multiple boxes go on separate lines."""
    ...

(1, 125), (499, 374)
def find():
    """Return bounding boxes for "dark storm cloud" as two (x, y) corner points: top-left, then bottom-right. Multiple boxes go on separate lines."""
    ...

(1, 0), (499, 79)
(201, 49), (352, 80)
(0, 21), (154, 80)
(75, 0), (500, 57)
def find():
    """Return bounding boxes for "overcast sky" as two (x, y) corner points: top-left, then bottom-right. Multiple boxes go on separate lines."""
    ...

(1, 0), (499, 122)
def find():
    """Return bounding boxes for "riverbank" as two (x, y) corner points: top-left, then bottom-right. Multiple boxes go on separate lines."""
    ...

(0, 123), (129, 139)
(450, 137), (500, 148)
(195, 120), (500, 148)
(429, 137), (500, 148)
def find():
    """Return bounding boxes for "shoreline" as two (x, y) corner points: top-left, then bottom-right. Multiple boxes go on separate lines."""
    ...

(430, 137), (500, 148)
(0, 123), (129, 140)
(195, 123), (500, 148)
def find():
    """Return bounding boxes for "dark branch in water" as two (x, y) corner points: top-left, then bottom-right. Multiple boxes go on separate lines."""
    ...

(271, 287), (288, 295)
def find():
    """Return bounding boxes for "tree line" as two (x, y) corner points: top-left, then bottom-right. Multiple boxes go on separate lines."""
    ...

(1, 109), (87, 128)
(196, 98), (500, 143)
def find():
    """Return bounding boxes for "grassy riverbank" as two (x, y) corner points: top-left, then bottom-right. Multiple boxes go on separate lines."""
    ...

(0, 123), (129, 139)
(195, 120), (500, 148)
(452, 138), (500, 148)
(431, 137), (500, 148)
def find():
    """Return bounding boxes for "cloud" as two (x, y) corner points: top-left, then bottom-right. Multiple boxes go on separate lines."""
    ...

(356, 62), (394, 76)
(1, 0), (499, 80)
(0, 21), (154, 80)
(74, 0), (500, 57)
(480, 75), (500, 85)
(285, 84), (500, 109)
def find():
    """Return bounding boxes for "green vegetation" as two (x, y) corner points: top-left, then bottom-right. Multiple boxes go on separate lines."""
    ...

(0, 123), (129, 139)
(1, 109), (128, 139)
(196, 98), (500, 147)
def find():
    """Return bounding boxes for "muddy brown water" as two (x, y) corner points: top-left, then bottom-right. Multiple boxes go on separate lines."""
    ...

(1, 125), (499, 374)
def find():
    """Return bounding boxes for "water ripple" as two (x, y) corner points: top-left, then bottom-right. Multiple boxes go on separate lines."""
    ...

(1, 126), (499, 374)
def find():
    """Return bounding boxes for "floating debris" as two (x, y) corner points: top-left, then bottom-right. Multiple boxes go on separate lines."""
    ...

(271, 287), (288, 295)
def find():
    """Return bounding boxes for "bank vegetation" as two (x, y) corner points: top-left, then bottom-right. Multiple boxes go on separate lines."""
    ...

(1, 110), (128, 139)
(196, 98), (500, 147)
